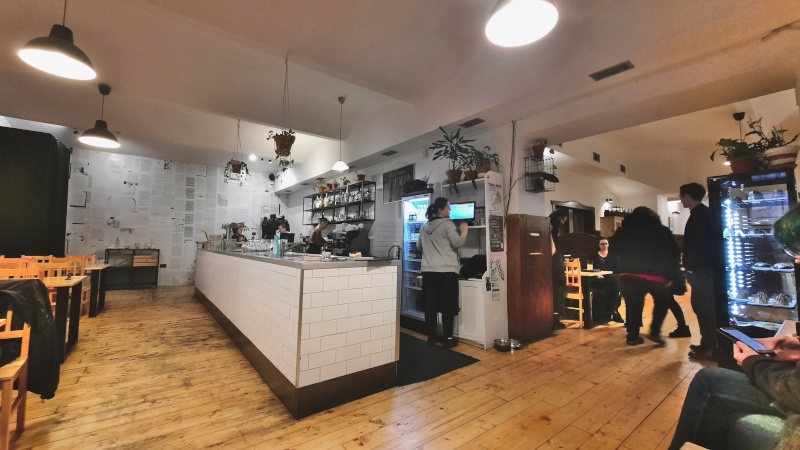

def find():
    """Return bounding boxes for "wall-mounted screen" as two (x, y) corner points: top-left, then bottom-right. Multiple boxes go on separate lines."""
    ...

(450, 202), (475, 220)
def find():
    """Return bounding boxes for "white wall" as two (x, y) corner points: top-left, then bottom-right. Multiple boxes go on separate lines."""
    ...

(66, 149), (279, 286)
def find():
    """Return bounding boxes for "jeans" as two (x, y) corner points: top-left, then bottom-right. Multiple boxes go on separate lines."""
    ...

(670, 368), (782, 450)
(687, 268), (716, 349)
(620, 276), (672, 339)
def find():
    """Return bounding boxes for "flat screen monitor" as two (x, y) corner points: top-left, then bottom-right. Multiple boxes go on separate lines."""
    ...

(450, 202), (475, 220)
(280, 232), (295, 243)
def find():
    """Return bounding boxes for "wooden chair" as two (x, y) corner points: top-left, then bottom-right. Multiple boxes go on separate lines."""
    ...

(20, 256), (52, 265)
(565, 259), (585, 328)
(34, 263), (70, 310)
(0, 270), (39, 280)
(64, 255), (95, 316)
(0, 305), (30, 448)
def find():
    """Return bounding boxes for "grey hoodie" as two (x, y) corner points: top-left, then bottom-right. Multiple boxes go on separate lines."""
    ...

(416, 218), (466, 273)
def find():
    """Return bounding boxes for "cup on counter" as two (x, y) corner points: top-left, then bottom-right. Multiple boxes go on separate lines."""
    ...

(586, 260), (594, 270)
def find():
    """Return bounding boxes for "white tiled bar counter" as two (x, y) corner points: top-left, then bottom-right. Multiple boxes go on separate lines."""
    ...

(195, 249), (398, 418)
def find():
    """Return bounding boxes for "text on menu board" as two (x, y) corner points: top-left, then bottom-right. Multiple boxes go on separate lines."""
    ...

(382, 164), (414, 203)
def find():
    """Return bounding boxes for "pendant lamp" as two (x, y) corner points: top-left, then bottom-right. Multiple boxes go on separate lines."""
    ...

(79, 83), (120, 148)
(18, 0), (96, 80)
(332, 97), (349, 171)
(485, 0), (558, 47)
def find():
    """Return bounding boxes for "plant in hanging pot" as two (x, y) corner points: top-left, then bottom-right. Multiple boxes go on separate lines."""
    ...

(268, 129), (296, 157)
(429, 126), (475, 186)
(474, 146), (500, 174)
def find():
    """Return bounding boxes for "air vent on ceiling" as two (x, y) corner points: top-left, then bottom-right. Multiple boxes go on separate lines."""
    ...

(381, 150), (398, 156)
(459, 118), (485, 129)
(589, 61), (635, 81)
(301, 183), (309, 186)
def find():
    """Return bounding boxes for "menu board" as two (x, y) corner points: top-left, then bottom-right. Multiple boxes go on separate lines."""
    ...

(383, 164), (414, 203)
(489, 215), (504, 252)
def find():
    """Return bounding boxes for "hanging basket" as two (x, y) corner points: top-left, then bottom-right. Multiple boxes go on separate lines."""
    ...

(230, 161), (243, 174)
(273, 133), (296, 157)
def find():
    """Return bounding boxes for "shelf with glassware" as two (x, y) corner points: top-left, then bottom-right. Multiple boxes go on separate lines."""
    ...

(302, 181), (377, 225)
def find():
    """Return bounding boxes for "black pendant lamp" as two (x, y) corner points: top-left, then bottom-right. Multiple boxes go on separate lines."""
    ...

(18, 0), (96, 80)
(79, 84), (120, 148)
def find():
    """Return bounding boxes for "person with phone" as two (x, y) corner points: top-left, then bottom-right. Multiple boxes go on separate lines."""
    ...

(669, 335), (800, 449)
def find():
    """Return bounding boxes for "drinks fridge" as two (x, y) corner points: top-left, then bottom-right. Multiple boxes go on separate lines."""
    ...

(399, 192), (432, 331)
(708, 169), (799, 367)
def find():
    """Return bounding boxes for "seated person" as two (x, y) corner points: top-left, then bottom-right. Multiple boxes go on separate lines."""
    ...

(592, 237), (623, 323)
(669, 335), (800, 449)
(306, 217), (329, 254)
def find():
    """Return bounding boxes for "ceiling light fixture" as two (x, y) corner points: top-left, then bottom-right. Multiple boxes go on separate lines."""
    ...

(18, 0), (96, 80)
(79, 83), (119, 148)
(223, 120), (250, 185)
(332, 96), (349, 171)
(249, 154), (257, 161)
(485, 0), (558, 47)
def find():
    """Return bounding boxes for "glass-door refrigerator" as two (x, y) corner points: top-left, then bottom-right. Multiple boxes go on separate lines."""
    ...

(708, 169), (798, 368)
(399, 192), (433, 332)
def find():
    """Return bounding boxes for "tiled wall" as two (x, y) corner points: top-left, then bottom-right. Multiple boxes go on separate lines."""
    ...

(195, 251), (300, 385)
(298, 265), (399, 387)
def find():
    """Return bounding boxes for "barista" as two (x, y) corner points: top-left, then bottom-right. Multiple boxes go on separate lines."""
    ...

(278, 220), (290, 233)
(306, 217), (329, 254)
(231, 225), (248, 243)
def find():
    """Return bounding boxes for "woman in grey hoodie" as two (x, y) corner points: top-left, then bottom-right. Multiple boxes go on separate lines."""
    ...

(416, 197), (468, 348)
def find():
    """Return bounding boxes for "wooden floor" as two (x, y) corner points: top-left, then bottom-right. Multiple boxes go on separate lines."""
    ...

(12, 286), (714, 449)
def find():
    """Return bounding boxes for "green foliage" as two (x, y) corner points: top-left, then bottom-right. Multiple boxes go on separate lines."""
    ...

(277, 155), (293, 172)
(472, 146), (500, 171)
(429, 126), (475, 171)
(267, 129), (296, 140)
(711, 117), (799, 161)
(774, 204), (800, 255)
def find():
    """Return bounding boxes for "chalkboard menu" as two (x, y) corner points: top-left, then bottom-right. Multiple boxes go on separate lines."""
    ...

(382, 164), (414, 203)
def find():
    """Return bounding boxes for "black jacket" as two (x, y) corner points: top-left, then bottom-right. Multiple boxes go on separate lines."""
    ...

(610, 214), (683, 282)
(0, 279), (60, 400)
(683, 203), (713, 271)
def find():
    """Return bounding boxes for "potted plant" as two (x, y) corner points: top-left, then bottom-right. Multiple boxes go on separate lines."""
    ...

(340, 175), (350, 186)
(429, 126), (475, 185)
(268, 129), (296, 157)
(711, 117), (799, 173)
(529, 172), (560, 193)
(474, 146), (500, 174)
(462, 149), (479, 182)
(316, 178), (325, 193)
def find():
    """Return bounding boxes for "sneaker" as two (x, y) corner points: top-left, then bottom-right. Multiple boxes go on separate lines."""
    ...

(626, 337), (644, 346)
(611, 312), (625, 323)
(690, 344), (708, 353)
(646, 334), (666, 346)
(442, 337), (458, 349)
(552, 321), (567, 330)
(668, 325), (691, 338)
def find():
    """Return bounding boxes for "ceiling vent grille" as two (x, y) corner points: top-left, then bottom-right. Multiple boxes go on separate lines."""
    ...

(589, 61), (635, 81)
(381, 150), (398, 156)
(459, 118), (485, 128)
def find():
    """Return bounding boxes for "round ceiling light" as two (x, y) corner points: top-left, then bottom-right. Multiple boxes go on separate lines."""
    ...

(486, 0), (559, 47)
(19, 24), (96, 80)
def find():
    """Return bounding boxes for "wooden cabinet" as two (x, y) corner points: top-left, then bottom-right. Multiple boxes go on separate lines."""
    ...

(600, 216), (624, 238)
(506, 214), (553, 343)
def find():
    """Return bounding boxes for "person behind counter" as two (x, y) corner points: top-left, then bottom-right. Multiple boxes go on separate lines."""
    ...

(278, 220), (290, 233)
(231, 225), (248, 243)
(306, 217), (329, 254)
(416, 197), (468, 349)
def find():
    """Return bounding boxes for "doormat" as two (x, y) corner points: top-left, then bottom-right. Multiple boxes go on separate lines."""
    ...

(397, 332), (480, 386)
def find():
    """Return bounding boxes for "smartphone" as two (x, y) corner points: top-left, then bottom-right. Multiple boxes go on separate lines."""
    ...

(720, 328), (774, 355)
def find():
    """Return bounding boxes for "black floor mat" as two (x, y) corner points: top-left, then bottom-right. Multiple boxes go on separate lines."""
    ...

(397, 332), (480, 386)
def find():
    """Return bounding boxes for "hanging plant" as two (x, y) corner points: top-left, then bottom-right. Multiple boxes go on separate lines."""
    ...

(267, 54), (296, 157)
(224, 119), (250, 186)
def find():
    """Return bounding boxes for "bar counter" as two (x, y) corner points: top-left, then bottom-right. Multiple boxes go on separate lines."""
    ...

(195, 249), (399, 418)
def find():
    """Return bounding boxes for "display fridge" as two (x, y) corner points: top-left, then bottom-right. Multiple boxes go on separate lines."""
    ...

(708, 169), (799, 368)
(398, 191), (433, 332)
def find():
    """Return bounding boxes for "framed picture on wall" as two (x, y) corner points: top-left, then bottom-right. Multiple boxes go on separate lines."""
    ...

(382, 164), (414, 203)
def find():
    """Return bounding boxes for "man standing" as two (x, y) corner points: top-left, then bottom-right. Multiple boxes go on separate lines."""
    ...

(679, 183), (715, 361)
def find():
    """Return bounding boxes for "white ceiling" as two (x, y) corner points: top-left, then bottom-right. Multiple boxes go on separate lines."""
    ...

(1, 0), (799, 190)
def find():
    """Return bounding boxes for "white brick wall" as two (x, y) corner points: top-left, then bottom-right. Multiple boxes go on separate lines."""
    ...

(298, 265), (398, 387)
(196, 251), (301, 385)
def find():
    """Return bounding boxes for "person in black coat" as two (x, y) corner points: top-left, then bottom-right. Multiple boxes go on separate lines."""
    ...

(592, 237), (622, 324)
(610, 207), (686, 346)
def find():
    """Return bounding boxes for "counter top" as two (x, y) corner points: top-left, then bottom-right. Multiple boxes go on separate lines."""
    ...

(197, 248), (397, 269)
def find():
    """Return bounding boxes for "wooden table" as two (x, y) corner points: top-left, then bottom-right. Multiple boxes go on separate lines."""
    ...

(566, 270), (613, 329)
(42, 276), (86, 363)
(84, 264), (110, 317)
